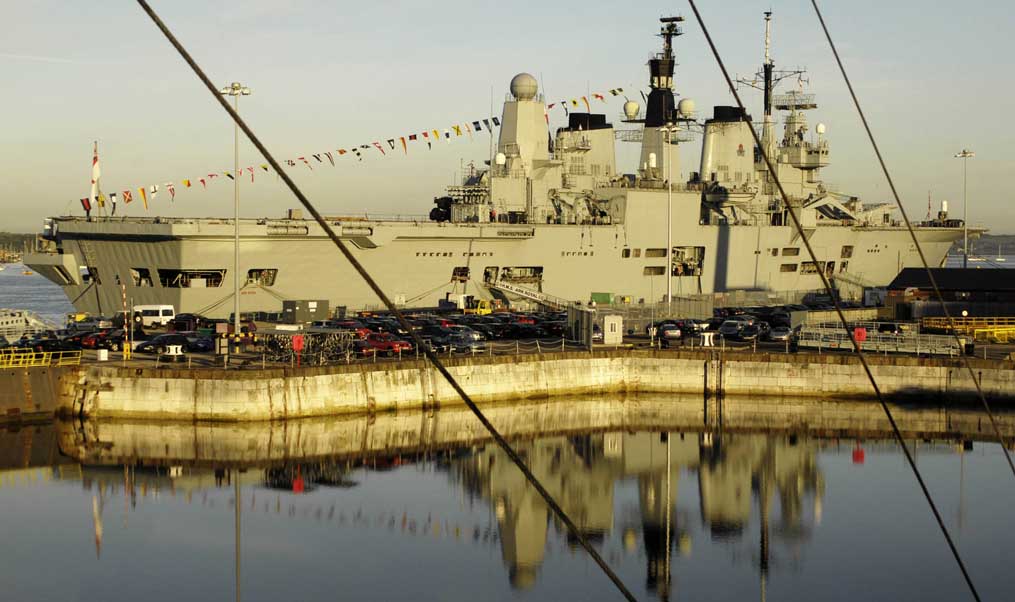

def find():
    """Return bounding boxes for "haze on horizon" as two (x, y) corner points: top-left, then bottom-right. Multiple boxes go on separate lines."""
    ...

(3, 0), (1013, 233)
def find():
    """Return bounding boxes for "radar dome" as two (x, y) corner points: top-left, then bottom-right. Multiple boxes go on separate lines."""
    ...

(816, 122), (827, 135)
(510, 73), (538, 100)
(677, 98), (696, 118)
(623, 100), (640, 120)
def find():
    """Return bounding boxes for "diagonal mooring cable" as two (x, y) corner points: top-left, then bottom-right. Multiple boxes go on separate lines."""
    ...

(810, 0), (1015, 480)
(135, 2), (638, 600)
(685, 2), (981, 599)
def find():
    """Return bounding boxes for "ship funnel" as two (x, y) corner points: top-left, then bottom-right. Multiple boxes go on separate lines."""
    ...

(700, 106), (754, 187)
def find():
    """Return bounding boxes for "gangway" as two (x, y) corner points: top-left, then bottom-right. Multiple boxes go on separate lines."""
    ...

(797, 324), (963, 356)
(485, 279), (574, 311)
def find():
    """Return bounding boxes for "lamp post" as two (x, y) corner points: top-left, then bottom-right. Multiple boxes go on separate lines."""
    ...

(220, 82), (251, 339)
(660, 123), (678, 316)
(954, 149), (974, 268)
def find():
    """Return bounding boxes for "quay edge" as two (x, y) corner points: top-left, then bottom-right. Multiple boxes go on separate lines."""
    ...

(3, 350), (1012, 423)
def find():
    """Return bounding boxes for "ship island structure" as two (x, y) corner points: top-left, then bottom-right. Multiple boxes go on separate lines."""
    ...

(26, 15), (970, 319)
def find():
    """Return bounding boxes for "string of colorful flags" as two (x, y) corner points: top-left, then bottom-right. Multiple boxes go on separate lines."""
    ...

(78, 88), (625, 216)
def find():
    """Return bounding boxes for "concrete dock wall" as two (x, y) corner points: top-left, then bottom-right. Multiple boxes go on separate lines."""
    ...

(65, 350), (1015, 421)
(0, 367), (77, 422)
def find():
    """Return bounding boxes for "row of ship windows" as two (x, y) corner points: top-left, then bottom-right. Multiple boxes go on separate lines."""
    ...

(74, 267), (280, 288)
(628, 246), (856, 260)
(622, 248), (668, 258)
(416, 252), (495, 258)
(768, 246), (855, 259)
(638, 261), (851, 277)
(779, 261), (849, 274)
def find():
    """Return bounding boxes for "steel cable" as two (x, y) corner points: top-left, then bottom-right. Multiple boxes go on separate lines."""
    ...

(685, 2), (981, 599)
(809, 0), (1015, 480)
(135, 2), (638, 600)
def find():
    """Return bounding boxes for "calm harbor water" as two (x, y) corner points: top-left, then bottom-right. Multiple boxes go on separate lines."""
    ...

(2, 398), (1014, 602)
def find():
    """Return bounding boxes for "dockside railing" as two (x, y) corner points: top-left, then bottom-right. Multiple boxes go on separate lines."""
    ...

(0, 349), (82, 368)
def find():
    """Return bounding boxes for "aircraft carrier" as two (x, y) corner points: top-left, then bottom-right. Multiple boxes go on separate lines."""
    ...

(25, 15), (971, 319)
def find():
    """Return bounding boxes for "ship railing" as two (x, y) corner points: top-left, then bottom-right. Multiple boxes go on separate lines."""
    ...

(0, 349), (82, 368)
(326, 213), (431, 223)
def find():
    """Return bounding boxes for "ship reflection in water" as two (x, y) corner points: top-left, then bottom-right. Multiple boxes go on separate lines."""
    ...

(452, 431), (822, 600)
(2, 396), (1014, 601)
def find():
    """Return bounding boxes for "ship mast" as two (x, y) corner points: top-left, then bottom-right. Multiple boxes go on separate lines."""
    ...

(736, 12), (807, 161)
(762, 11), (774, 154)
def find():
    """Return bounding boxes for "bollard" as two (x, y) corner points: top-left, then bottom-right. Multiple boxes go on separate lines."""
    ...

(398, 348), (402, 361)
(262, 353), (265, 370)
(561, 338), (565, 352)
(515, 340), (519, 355)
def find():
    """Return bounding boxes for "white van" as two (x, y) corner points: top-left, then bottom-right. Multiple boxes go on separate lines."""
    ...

(133, 305), (175, 328)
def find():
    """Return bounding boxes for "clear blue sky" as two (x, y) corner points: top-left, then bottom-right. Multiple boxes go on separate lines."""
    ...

(3, 0), (1013, 232)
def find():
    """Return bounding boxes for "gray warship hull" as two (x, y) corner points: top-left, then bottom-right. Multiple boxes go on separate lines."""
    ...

(25, 210), (960, 318)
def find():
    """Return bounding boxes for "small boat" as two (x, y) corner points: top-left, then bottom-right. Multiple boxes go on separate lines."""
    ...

(22, 269), (33, 276)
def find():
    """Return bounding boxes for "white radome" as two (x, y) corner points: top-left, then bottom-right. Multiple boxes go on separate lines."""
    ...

(623, 100), (640, 119)
(677, 98), (696, 117)
(510, 73), (538, 100)
(816, 122), (827, 135)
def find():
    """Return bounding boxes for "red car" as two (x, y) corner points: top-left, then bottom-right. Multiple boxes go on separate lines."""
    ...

(355, 332), (412, 356)
(80, 329), (113, 349)
(82, 329), (128, 351)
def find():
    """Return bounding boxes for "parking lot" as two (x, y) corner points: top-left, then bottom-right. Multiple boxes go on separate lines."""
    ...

(6, 304), (1014, 370)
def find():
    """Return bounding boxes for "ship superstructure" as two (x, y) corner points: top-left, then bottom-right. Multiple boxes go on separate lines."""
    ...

(26, 15), (971, 318)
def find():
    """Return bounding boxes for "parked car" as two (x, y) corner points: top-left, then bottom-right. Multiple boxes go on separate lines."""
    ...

(59, 330), (97, 349)
(447, 325), (485, 342)
(657, 324), (683, 340)
(449, 333), (487, 353)
(768, 326), (794, 342)
(80, 329), (114, 350)
(28, 338), (78, 353)
(92, 329), (128, 351)
(718, 320), (744, 340)
(135, 334), (195, 354)
(355, 332), (413, 356)
(739, 322), (770, 342)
